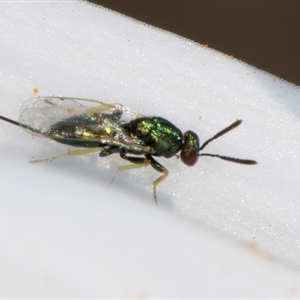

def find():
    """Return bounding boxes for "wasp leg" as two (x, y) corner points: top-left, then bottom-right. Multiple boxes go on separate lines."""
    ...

(83, 102), (123, 115)
(99, 146), (123, 157)
(145, 154), (169, 204)
(30, 147), (104, 163)
(117, 153), (168, 204)
(109, 153), (148, 187)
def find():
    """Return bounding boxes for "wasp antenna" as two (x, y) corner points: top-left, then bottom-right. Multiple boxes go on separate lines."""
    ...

(0, 115), (34, 132)
(0, 115), (22, 127)
(200, 153), (257, 165)
(199, 120), (242, 151)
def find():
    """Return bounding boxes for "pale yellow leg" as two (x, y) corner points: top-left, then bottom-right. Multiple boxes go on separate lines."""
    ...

(29, 147), (103, 163)
(152, 168), (169, 204)
(111, 159), (169, 204)
(83, 103), (121, 114)
(109, 162), (147, 186)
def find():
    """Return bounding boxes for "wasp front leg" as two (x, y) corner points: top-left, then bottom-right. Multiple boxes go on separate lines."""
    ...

(118, 153), (169, 204)
(145, 154), (169, 204)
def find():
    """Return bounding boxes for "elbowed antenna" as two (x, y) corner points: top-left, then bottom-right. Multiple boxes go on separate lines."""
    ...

(0, 115), (23, 128)
(200, 153), (257, 165)
(199, 119), (257, 165)
(199, 119), (242, 151)
(0, 115), (39, 134)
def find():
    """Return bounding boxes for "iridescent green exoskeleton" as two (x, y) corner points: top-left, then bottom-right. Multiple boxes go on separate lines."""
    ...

(0, 97), (257, 203)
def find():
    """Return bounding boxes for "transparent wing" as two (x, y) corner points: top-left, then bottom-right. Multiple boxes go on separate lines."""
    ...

(18, 97), (147, 152)
(18, 96), (123, 137)
(19, 96), (144, 135)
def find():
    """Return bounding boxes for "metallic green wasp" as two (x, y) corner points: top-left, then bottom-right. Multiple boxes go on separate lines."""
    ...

(0, 96), (257, 203)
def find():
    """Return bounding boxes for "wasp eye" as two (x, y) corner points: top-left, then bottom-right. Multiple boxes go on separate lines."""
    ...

(180, 130), (199, 166)
(180, 148), (198, 166)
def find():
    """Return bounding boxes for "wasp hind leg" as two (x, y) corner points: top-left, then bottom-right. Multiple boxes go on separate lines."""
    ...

(117, 153), (169, 204)
(83, 102), (123, 117)
(30, 147), (104, 163)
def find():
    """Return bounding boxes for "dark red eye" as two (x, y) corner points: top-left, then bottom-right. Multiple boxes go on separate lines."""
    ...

(180, 130), (199, 166)
(180, 148), (198, 166)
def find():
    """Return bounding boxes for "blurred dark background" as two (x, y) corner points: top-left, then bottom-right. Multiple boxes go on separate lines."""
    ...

(90, 1), (300, 86)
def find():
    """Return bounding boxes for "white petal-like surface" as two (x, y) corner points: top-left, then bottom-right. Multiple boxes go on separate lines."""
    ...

(0, 2), (299, 297)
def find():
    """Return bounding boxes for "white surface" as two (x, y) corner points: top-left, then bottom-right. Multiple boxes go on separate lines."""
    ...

(0, 1), (300, 298)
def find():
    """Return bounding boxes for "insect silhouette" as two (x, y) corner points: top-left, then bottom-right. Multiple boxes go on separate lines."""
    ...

(0, 97), (257, 203)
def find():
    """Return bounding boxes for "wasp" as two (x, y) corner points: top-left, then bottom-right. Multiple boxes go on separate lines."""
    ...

(0, 97), (257, 203)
